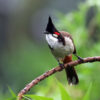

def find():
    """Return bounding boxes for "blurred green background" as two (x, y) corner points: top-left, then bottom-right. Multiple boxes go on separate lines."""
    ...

(0, 0), (100, 100)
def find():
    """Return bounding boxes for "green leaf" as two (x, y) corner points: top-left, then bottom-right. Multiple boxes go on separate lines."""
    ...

(24, 94), (53, 100)
(57, 81), (72, 100)
(7, 97), (17, 100)
(82, 83), (92, 100)
(8, 87), (16, 97)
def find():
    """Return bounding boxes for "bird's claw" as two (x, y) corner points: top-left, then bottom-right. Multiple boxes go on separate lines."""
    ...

(78, 56), (84, 62)
(59, 63), (65, 68)
(74, 54), (84, 63)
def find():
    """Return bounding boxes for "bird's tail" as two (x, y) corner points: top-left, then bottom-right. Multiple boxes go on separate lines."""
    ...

(63, 55), (79, 85)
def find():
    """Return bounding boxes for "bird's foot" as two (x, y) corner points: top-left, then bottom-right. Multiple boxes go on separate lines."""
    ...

(59, 63), (65, 68)
(77, 56), (84, 63)
(74, 54), (84, 63)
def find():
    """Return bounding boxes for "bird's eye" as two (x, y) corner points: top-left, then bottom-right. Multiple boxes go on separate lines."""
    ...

(53, 34), (58, 38)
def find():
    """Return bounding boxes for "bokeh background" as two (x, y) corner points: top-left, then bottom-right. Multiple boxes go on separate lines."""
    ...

(0, 0), (100, 100)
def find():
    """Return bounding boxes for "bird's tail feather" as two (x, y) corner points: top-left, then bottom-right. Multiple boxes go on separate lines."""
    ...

(65, 66), (79, 85)
(63, 55), (79, 85)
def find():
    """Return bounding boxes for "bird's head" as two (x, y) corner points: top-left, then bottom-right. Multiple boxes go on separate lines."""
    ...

(44, 16), (61, 38)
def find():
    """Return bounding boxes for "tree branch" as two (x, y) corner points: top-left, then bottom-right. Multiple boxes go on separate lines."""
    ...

(17, 56), (100, 100)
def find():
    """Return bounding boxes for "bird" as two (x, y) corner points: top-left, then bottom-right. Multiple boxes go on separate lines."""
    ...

(44, 16), (83, 85)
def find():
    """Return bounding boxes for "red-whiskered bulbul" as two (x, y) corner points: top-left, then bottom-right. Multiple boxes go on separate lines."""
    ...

(44, 17), (83, 85)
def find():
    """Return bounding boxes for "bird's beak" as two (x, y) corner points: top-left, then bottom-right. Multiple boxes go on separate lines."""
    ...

(44, 31), (46, 34)
(44, 31), (48, 34)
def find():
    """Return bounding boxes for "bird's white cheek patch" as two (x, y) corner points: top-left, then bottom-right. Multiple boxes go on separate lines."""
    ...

(46, 34), (58, 48)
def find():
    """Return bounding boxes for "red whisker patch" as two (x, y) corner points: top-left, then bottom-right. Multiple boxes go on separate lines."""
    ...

(54, 32), (60, 35)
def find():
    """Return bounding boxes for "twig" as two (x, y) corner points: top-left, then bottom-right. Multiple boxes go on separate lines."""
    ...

(18, 56), (100, 100)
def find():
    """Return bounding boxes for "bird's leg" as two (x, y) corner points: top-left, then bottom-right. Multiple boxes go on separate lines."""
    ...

(74, 54), (84, 62)
(57, 58), (65, 68)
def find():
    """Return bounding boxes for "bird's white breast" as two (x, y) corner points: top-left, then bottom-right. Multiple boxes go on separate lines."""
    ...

(46, 34), (74, 58)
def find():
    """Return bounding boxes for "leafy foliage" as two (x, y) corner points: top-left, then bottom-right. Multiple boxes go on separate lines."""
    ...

(24, 95), (53, 100)
(57, 81), (71, 100)
(5, 81), (93, 100)
(82, 83), (92, 100)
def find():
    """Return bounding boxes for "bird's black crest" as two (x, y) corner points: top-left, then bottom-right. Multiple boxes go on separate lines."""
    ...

(46, 16), (58, 34)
